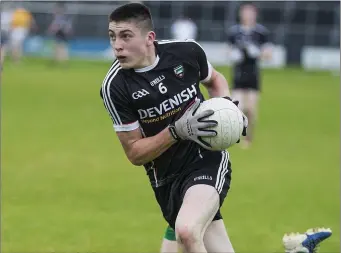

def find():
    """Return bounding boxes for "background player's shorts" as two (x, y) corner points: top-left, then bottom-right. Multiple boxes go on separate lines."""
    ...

(55, 30), (68, 43)
(234, 79), (260, 91)
(153, 149), (232, 229)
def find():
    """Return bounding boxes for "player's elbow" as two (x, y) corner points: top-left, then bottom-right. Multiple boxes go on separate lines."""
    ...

(127, 153), (144, 166)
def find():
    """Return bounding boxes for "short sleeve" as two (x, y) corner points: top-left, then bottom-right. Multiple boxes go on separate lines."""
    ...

(187, 40), (213, 83)
(100, 71), (140, 132)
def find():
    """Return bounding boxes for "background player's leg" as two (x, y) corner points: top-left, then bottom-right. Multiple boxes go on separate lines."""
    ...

(175, 184), (219, 253)
(231, 89), (245, 111)
(204, 219), (235, 253)
(161, 226), (179, 253)
(232, 89), (250, 148)
(244, 89), (259, 145)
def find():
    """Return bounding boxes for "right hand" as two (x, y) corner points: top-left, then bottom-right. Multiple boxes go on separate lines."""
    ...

(169, 98), (218, 147)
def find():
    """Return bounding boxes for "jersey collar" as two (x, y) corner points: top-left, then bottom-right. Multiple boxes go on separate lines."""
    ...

(134, 55), (160, 73)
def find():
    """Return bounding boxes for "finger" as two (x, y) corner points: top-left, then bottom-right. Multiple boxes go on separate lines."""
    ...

(242, 127), (247, 136)
(191, 97), (202, 116)
(197, 109), (215, 120)
(243, 115), (249, 128)
(198, 129), (217, 137)
(198, 120), (218, 128)
(197, 136), (213, 149)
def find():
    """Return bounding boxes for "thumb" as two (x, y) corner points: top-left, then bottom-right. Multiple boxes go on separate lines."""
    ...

(191, 97), (202, 116)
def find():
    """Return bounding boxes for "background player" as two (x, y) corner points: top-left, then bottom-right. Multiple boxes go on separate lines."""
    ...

(10, 4), (37, 63)
(226, 2), (272, 148)
(47, 3), (73, 65)
(100, 3), (244, 253)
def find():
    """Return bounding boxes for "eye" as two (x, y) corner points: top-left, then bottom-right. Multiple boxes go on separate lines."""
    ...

(122, 33), (132, 39)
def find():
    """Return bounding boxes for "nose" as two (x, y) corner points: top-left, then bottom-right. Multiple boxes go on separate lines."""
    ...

(113, 39), (123, 53)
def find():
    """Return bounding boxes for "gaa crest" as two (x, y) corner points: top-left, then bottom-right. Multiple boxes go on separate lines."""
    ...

(174, 65), (184, 79)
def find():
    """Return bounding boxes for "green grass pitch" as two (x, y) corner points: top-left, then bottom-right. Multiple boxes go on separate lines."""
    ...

(1, 58), (340, 252)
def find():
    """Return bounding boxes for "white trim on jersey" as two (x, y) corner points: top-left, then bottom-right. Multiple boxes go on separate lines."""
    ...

(215, 151), (229, 194)
(200, 61), (213, 84)
(113, 121), (140, 132)
(134, 55), (160, 73)
(101, 60), (123, 126)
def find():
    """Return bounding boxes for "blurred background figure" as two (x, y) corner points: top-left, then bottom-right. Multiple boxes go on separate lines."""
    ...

(47, 3), (73, 65)
(226, 2), (272, 149)
(171, 12), (198, 40)
(0, 3), (13, 67)
(10, 3), (37, 63)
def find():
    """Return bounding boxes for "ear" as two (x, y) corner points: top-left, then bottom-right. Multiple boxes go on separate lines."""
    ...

(146, 31), (156, 46)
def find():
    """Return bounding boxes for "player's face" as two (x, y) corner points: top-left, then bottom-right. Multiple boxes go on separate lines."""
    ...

(240, 5), (257, 26)
(109, 21), (154, 69)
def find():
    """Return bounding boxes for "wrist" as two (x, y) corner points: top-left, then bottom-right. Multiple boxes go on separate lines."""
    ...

(168, 124), (180, 141)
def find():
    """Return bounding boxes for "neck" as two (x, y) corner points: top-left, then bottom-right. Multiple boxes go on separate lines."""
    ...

(242, 23), (255, 30)
(137, 43), (156, 69)
(134, 43), (160, 73)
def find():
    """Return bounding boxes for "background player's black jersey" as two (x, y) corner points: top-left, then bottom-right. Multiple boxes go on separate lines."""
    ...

(226, 24), (270, 83)
(100, 40), (215, 188)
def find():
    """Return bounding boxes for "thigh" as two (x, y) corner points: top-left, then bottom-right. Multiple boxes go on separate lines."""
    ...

(175, 150), (232, 233)
(204, 220), (235, 253)
(175, 184), (219, 239)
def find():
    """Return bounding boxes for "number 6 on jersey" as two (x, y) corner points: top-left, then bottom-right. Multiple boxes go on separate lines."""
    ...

(158, 82), (167, 94)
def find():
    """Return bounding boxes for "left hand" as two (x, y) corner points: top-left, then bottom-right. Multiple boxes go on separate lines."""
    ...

(245, 43), (261, 58)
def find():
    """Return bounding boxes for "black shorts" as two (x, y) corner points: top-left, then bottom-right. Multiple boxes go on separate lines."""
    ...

(234, 79), (260, 91)
(153, 150), (232, 230)
(55, 30), (68, 43)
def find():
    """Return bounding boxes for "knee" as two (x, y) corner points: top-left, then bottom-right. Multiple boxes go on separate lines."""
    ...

(175, 222), (201, 247)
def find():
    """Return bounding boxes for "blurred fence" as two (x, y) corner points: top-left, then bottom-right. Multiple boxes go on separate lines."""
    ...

(19, 1), (341, 70)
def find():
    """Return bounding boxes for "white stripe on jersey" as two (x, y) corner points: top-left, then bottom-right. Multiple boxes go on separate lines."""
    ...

(215, 151), (229, 194)
(101, 60), (122, 126)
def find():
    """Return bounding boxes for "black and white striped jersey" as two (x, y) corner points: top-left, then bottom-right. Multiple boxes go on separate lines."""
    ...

(100, 40), (216, 188)
(226, 24), (271, 81)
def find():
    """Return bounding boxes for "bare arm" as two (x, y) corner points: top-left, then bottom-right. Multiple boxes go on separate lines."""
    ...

(116, 127), (177, 166)
(202, 68), (231, 98)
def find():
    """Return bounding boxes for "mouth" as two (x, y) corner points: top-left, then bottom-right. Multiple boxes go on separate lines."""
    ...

(116, 56), (127, 62)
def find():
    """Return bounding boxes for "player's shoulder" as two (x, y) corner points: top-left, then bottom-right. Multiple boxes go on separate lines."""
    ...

(226, 24), (241, 35)
(100, 59), (125, 98)
(255, 23), (270, 35)
(157, 39), (204, 57)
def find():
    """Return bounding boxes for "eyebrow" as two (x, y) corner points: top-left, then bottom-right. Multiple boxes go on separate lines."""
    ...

(108, 29), (133, 34)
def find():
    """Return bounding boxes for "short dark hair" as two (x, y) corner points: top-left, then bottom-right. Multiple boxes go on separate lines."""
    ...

(109, 3), (154, 32)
